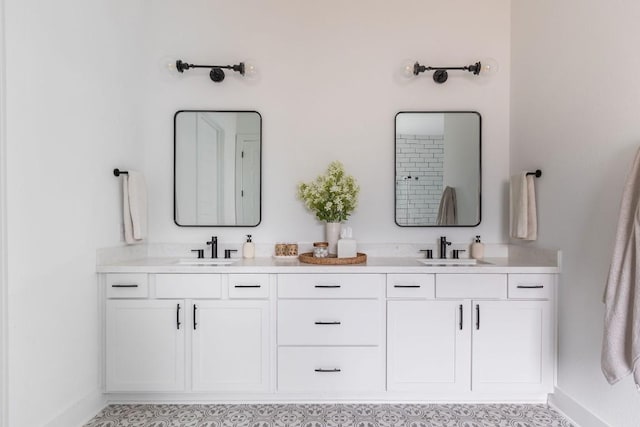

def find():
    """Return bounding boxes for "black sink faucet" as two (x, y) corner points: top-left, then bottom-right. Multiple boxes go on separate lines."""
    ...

(206, 236), (218, 258)
(440, 236), (451, 259)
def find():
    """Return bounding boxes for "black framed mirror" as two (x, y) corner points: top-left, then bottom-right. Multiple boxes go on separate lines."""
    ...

(174, 110), (262, 227)
(395, 111), (481, 227)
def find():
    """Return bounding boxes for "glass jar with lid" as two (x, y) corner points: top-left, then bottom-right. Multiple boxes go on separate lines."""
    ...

(313, 241), (329, 258)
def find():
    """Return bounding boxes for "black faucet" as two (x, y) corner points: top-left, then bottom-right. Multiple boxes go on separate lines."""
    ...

(206, 236), (218, 258)
(440, 236), (451, 259)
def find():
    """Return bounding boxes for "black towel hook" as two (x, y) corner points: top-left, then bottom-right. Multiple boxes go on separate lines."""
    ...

(526, 169), (542, 178)
(113, 168), (129, 177)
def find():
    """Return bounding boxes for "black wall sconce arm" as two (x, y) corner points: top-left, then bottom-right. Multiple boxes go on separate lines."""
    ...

(407, 59), (497, 84)
(175, 60), (255, 83)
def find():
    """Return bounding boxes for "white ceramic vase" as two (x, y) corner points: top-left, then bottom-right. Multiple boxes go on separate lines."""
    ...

(325, 222), (341, 255)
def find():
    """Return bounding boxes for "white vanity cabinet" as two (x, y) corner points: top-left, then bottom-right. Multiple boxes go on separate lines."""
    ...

(106, 299), (186, 392)
(387, 273), (555, 396)
(100, 261), (558, 401)
(104, 273), (270, 394)
(470, 274), (555, 393)
(276, 274), (385, 393)
(471, 299), (551, 393)
(388, 298), (471, 392)
(387, 274), (470, 393)
(191, 299), (269, 392)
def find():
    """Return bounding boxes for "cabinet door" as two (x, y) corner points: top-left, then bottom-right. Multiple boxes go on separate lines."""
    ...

(472, 300), (552, 393)
(191, 300), (269, 392)
(106, 300), (185, 392)
(387, 300), (470, 392)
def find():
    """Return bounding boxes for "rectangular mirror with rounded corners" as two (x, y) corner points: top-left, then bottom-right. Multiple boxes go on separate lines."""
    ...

(174, 110), (261, 227)
(395, 111), (481, 227)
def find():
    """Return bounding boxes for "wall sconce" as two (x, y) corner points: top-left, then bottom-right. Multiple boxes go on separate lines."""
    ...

(173, 59), (258, 83)
(403, 58), (497, 83)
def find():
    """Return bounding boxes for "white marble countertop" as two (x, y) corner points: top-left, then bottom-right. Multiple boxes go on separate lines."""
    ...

(96, 255), (560, 274)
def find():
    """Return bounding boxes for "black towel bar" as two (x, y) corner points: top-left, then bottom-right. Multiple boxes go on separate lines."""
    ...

(526, 169), (542, 178)
(113, 168), (128, 177)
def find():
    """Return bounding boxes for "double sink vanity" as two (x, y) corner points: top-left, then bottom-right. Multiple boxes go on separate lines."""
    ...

(99, 109), (558, 402)
(97, 247), (559, 402)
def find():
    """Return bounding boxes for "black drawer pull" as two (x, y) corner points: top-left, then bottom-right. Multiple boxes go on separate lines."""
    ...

(394, 285), (421, 288)
(459, 304), (463, 330)
(314, 321), (341, 325)
(314, 368), (341, 373)
(516, 285), (544, 289)
(476, 304), (480, 330)
(111, 284), (138, 288)
(234, 285), (261, 288)
(315, 285), (341, 288)
(176, 304), (181, 330)
(193, 304), (198, 330)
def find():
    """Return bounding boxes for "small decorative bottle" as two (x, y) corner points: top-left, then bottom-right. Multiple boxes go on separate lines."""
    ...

(470, 235), (485, 260)
(243, 234), (255, 259)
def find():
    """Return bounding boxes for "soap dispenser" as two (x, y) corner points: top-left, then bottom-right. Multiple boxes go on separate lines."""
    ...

(470, 235), (485, 260)
(243, 234), (255, 259)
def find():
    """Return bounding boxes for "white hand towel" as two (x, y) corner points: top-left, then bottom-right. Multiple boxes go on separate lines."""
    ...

(602, 148), (640, 388)
(510, 172), (537, 240)
(123, 171), (147, 244)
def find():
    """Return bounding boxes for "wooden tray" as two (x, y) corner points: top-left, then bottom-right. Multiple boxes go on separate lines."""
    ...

(298, 252), (367, 265)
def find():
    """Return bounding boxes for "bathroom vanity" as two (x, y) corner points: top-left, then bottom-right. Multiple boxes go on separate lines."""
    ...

(97, 249), (559, 403)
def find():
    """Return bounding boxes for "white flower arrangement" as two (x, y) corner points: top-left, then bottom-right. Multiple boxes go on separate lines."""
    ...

(297, 161), (360, 223)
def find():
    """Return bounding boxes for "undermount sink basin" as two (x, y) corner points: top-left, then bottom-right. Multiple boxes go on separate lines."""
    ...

(417, 258), (478, 266)
(177, 258), (238, 266)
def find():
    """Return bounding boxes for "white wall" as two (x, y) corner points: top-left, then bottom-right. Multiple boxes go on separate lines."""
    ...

(4, 1), (145, 425)
(141, 0), (511, 247)
(511, 1), (640, 426)
(0, 0), (8, 424)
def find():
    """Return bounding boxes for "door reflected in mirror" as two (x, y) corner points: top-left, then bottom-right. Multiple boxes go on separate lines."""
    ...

(174, 110), (261, 226)
(395, 111), (481, 227)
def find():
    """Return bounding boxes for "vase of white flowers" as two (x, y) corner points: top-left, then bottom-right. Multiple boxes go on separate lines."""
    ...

(297, 161), (360, 255)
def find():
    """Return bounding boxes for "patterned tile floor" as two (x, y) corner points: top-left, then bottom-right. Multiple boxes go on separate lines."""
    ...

(84, 403), (576, 427)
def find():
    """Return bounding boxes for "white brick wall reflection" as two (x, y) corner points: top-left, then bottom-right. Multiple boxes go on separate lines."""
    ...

(396, 134), (444, 225)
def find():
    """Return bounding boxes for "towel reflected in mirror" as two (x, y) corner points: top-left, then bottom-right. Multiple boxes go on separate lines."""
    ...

(437, 186), (458, 225)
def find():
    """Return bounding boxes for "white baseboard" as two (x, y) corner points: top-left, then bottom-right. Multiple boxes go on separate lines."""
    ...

(44, 389), (106, 427)
(548, 387), (608, 427)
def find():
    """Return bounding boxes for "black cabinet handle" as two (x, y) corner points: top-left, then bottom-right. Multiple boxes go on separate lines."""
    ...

(111, 284), (138, 288)
(314, 368), (341, 373)
(475, 304), (480, 330)
(315, 285), (341, 288)
(516, 285), (544, 289)
(234, 285), (261, 288)
(394, 285), (421, 288)
(314, 321), (341, 325)
(193, 304), (198, 330)
(459, 304), (463, 330)
(176, 304), (181, 330)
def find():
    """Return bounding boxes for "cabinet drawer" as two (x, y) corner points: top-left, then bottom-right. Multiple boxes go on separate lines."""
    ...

(278, 347), (383, 392)
(278, 300), (380, 345)
(155, 274), (222, 299)
(435, 274), (507, 299)
(228, 274), (270, 299)
(387, 274), (435, 298)
(106, 274), (148, 298)
(508, 274), (554, 300)
(278, 274), (383, 299)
